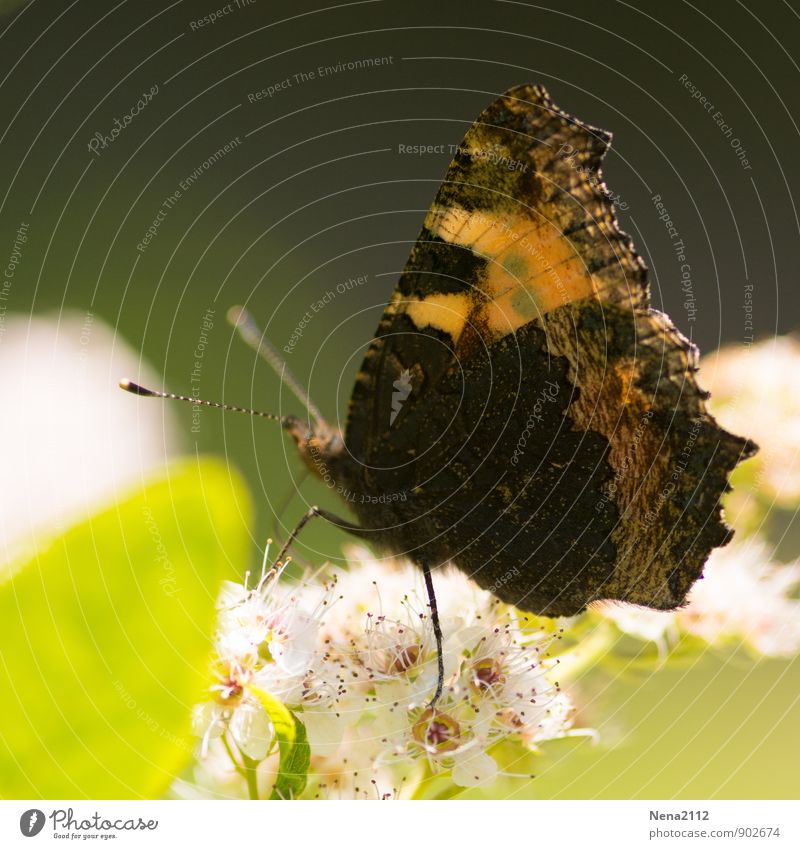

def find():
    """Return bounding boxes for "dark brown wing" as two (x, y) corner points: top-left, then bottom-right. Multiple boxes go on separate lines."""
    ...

(339, 84), (755, 615)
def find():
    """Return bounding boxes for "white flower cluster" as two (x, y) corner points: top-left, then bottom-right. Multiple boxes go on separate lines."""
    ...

(318, 549), (573, 792)
(190, 546), (573, 796)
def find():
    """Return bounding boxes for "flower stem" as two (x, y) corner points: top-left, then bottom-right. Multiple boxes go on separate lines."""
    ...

(221, 733), (260, 799)
(240, 751), (261, 800)
(221, 733), (247, 779)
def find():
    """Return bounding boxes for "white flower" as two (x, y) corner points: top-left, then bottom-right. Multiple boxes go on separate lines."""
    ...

(228, 702), (272, 761)
(451, 747), (498, 788)
(192, 655), (271, 760)
(273, 606), (328, 676)
(216, 579), (319, 679)
(193, 558), (332, 762)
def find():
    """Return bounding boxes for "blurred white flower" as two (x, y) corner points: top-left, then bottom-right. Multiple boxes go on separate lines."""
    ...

(593, 602), (677, 656)
(679, 539), (800, 657)
(0, 312), (178, 563)
(596, 539), (800, 659)
(702, 336), (800, 505)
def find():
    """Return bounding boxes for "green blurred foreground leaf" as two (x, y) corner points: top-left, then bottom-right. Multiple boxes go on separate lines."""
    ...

(0, 459), (251, 798)
(253, 688), (310, 799)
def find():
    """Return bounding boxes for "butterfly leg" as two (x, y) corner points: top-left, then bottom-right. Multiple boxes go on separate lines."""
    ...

(273, 505), (369, 566)
(420, 556), (445, 707)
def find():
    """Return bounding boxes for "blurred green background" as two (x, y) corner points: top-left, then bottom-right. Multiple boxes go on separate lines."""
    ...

(1, 0), (798, 799)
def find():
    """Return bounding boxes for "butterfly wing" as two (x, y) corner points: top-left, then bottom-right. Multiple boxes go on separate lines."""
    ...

(341, 84), (755, 615)
(346, 84), (642, 453)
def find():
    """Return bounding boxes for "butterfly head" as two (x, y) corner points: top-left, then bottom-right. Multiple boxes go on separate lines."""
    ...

(286, 415), (345, 482)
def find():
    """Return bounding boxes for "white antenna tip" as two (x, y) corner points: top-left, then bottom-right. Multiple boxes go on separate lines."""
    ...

(119, 378), (158, 397)
(227, 305), (248, 328)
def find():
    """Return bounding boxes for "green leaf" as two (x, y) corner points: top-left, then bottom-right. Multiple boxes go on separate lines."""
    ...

(0, 458), (251, 799)
(252, 688), (310, 799)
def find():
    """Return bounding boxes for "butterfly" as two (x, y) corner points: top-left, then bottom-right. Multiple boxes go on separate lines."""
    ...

(123, 84), (755, 700)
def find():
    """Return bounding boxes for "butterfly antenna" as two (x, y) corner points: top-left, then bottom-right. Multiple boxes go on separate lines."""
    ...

(228, 305), (325, 427)
(118, 378), (293, 425)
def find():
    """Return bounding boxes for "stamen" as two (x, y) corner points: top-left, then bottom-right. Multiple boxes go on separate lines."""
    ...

(257, 539), (273, 591)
